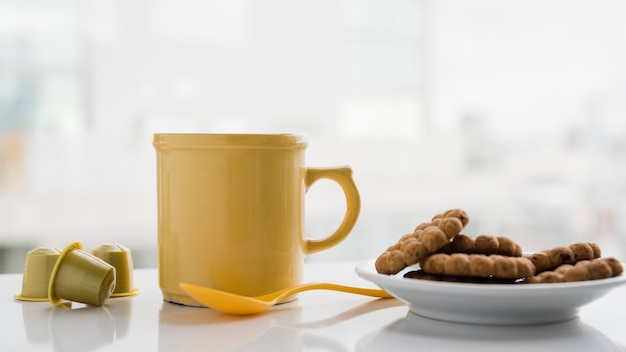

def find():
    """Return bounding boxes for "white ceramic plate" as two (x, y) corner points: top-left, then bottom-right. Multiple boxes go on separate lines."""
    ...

(355, 259), (626, 325)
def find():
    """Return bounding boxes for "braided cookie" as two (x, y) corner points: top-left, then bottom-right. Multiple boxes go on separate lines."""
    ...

(375, 209), (469, 275)
(421, 253), (535, 280)
(439, 234), (523, 257)
(430, 208), (470, 227)
(525, 242), (601, 274)
(526, 257), (623, 283)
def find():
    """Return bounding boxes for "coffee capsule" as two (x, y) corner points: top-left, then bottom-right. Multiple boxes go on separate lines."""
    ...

(15, 247), (62, 301)
(91, 243), (139, 297)
(48, 241), (116, 306)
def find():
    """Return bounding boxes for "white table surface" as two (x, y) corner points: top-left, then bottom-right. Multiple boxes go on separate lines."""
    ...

(2, 262), (626, 352)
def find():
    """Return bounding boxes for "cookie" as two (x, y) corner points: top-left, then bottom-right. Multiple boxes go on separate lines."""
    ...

(420, 253), (535, 279)
(438, 234), (523, 257)
(525, 242), (601, 274)
(375, 209), (469, 275)
(526, 257), (623, 283)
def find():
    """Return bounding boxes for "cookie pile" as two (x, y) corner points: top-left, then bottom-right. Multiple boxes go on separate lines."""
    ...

(375, 209), (624, 284)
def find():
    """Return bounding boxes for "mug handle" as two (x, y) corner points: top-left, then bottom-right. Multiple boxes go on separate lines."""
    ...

(304, 166), (361, 255)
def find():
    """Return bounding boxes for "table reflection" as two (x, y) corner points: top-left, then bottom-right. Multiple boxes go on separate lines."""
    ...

(18, 298), (133, 351)
(356, 312), (626, 352)
(157, 297), (402, 351)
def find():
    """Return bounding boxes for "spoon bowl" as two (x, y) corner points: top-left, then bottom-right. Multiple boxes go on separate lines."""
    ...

(179, 282), (392, 315)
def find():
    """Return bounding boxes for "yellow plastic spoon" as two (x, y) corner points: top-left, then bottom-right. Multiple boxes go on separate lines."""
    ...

(179, 282), (392, 315)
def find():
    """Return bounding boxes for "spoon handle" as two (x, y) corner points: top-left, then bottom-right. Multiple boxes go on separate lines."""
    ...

(257, 283), (392, 301)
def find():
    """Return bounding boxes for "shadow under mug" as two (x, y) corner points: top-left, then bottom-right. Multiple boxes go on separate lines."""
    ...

(153, 133), (361, 306)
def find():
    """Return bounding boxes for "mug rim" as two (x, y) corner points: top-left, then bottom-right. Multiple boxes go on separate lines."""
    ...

(153, 133), (308, 149)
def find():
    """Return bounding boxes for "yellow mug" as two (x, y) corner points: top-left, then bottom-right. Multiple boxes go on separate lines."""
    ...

(153, 133), (361, 306)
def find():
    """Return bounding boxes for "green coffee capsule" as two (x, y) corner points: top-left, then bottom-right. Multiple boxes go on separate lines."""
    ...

(48, 242), (116, 306)
(91, 243), (139, 297)
(15, 247), (62, 301)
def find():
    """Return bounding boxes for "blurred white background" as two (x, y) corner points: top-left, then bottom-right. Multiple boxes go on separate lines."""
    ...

(2, 0), (626, 272)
